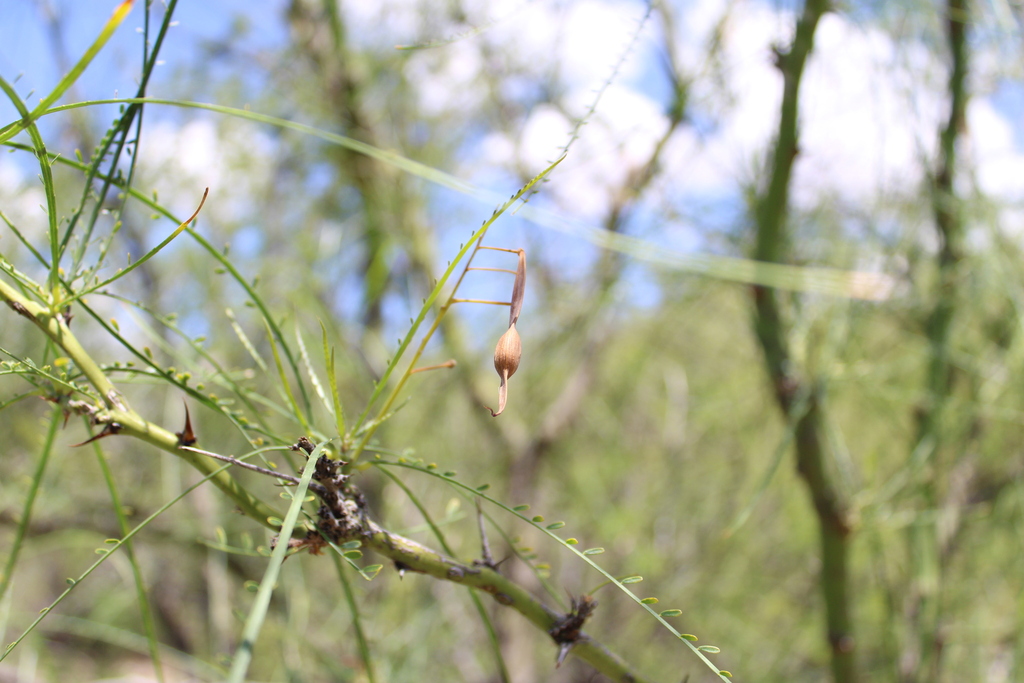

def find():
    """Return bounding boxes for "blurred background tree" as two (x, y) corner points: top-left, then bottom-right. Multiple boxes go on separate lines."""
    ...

(1, 0), (1023, 682)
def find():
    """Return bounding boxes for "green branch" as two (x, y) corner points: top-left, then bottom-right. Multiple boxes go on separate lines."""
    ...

(352, 516), (655, 683)
(0, 278), (282, 527)
(906, 0), (970, 679)
(748, 1), (857, 683)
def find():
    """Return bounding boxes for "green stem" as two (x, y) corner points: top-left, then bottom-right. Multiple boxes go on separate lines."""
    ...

(352, 517), (653, 683)
(749, 1), (856, 682)
(378, 466), (511, 683)
(0, 455), (249, 664)
(331, 553), (377, 683)
(0, 278), (282, 528)
(227, 443), (323, 683)
(2, 265), (654, 681)
(93, 436), (165, 683)
(0, 407), (61, 602)
(907, 0), (969, 679)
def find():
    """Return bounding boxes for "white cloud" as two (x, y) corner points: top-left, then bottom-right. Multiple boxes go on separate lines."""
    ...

(660, 1), (789, 194)
(655, 5), (949, 209)
(795, 15), (945, 205)
(515, 85), (670, 218)
(479, 130), (516, 168)
(969, 97), (1024, 200)
(405, 39), (487, 116)
(475, 0), (563, 68)
(139, 118), (276, 227)
(518, 104), (573, 165)
(0, 156), (24, 190)
(0, 156), (46, 249)
(557, 0), (649, 85)
(343, 0), (421, 49)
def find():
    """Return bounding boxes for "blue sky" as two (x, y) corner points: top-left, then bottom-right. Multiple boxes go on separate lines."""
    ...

(0, 2), (291, 135)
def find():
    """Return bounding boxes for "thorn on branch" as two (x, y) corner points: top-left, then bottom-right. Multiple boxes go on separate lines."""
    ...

(477, 499), (494, 564)
(71, 422), (122, 447)
(175, 402), (197, 447)
(472, 498), (507, 572)
(549, 593), (598, 668)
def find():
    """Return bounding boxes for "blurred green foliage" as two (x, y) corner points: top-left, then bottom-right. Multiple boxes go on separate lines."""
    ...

(1, 1), (1023, 682)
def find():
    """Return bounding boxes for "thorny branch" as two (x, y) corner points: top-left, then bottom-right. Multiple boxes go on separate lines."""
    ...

(0, 269), (654, 681)
(0, 277), (281, 524)
(285, 438), (650, 683)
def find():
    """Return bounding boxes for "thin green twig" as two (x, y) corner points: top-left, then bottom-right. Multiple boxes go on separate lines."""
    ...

(370, 458), (731, 680)
(0, 451), (264, 663)
(0, 407), (61, 603)
(377, 466), (511, 683)
(330, 552), (377, 683)
(348, 156), (564, 462)
(92, 434), (165, 683)
(227, 441), (324, 682)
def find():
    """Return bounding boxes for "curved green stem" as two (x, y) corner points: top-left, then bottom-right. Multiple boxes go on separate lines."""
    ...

(0, 278), (282, 528)
(0, 407), (60, 602)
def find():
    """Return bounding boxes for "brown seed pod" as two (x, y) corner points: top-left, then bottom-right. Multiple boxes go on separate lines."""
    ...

(489, 324), (521, 417)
